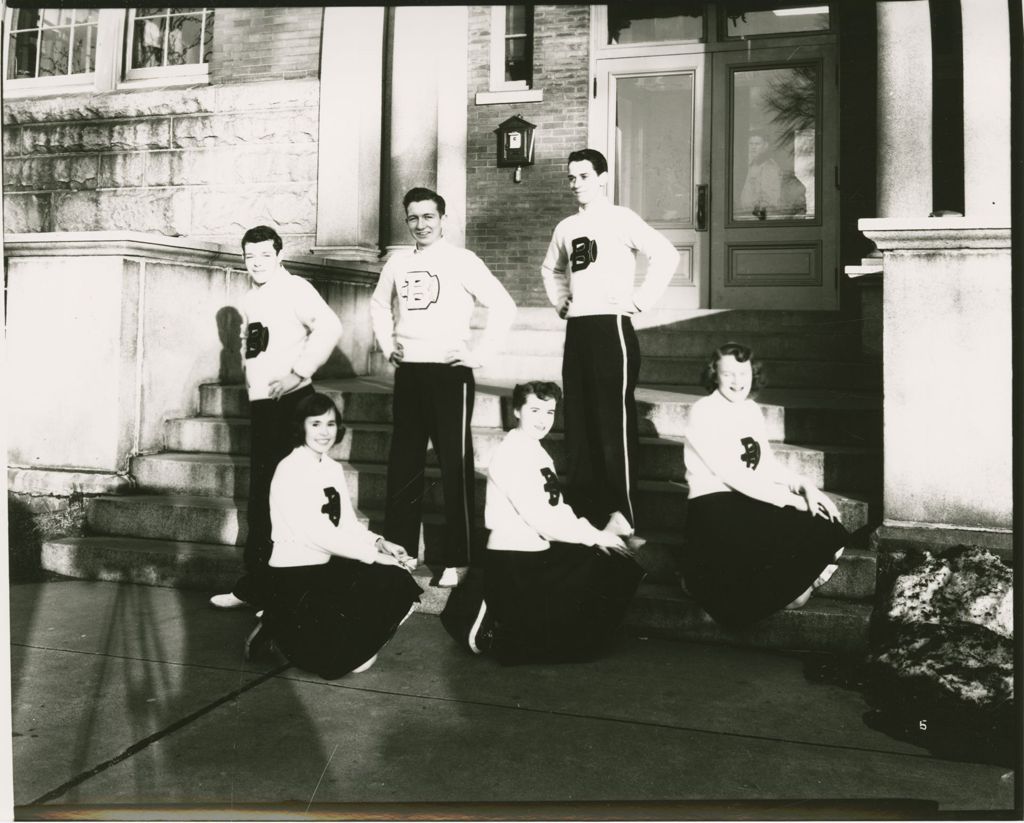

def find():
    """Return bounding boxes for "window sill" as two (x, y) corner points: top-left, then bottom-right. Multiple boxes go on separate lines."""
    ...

(475, 88), (543, 105)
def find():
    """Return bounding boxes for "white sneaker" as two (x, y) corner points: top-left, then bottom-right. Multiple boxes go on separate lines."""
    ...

(352, 654), (378, 673)
(210, 592), (248, 609)
(437, 567), (466, 588)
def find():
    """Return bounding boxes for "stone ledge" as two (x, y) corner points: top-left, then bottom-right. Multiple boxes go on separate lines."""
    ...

(872, 521), (1013, 564)
(3, 231), (379, 286)
(859, 217), (1010, 250)
(8, 467), (135, 497)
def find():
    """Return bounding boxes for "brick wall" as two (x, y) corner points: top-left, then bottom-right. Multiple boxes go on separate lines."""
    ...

(3, 79), (320, 251)
(466, 5), (591, 307)
(212, 7), (323, 84)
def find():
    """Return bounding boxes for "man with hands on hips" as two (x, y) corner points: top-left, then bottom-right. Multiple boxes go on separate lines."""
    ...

(371, 187), (516, 588)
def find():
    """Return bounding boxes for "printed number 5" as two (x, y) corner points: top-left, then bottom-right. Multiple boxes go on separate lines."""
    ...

(918, 719), (927, 731)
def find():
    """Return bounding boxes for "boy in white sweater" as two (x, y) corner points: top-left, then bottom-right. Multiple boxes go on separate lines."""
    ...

(210, 225), (342, 610)
(541, 148), (679, 534)
(370, 187), (516, 586)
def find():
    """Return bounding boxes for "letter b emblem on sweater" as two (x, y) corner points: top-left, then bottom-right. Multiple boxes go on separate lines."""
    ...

(244, 322), (269, 359)
(570, 237), (598, 272)
(540, 467), (561, 506)
(399, 271), (440, 310)
(321, 487), (341, 526)
(740, 437), (761, 470)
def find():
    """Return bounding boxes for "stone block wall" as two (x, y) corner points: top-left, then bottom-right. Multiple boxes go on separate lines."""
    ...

(3, 79), (321, 251)
(466, 5), (591, 307)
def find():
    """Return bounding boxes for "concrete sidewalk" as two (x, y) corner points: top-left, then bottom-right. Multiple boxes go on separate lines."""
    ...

(8, 579), (1017, 819)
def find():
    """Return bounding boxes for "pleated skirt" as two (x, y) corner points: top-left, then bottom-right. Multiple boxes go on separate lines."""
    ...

(681, 492), (848, 628)
(482, 543), (645, 665)
(263, 556), (422, 679)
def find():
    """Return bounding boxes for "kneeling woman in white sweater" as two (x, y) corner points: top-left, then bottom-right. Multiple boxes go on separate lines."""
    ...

(246, 393), (422, 678)
(441, 381), (644, 664)
(681, 343), (847, 628)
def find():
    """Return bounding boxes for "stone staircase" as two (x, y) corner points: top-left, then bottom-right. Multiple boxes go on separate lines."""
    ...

(42, 306), (883, 655)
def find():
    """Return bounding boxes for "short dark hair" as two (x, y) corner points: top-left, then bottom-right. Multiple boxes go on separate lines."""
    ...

(290, 392), (345, 448)
(403, 187), (446, 216)
(241, 225), (283, 254)
(701, 342), (766, 395)
(512, 381), (563, 411)
(567, 148), (608, 176)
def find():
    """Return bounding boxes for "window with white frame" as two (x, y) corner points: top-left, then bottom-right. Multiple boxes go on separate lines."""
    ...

(6, 8), (99, 84)
(126, 7), (213, 79)
(3, 6), (214, 95)
(478, 5), (542, 104)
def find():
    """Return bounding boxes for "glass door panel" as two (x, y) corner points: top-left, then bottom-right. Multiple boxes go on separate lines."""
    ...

(731, 65), (818, 222)
(591, 54), (710, 313)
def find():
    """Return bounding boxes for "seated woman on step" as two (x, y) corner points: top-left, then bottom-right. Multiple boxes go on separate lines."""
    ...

(441, 381), (645, 664)
(680, 342), (847, 628)
(244, 392), (422, 678)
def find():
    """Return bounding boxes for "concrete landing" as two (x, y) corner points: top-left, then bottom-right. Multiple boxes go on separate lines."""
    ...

(9, 580), (1016, 818)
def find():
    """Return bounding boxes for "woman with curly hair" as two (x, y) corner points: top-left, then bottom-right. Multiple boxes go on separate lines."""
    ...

(680, 342), (847, 627)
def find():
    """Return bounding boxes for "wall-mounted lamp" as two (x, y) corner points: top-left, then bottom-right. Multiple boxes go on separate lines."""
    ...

(495, 114), (536, 183)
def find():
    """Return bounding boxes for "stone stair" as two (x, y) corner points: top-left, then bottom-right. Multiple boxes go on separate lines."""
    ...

(43, 310), (883, 655)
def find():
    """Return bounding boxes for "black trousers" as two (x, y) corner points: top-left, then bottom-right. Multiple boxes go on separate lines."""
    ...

(233, 383), (315, 605)
(384, 363), (475, 567)
(562, 315), (641, 529)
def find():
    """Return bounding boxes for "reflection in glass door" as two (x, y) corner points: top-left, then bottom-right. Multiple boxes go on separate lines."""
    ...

(591, 54), (710, 313)
(711, 45), (838, 309)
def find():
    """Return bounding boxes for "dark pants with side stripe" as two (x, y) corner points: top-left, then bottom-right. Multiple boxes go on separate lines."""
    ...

(384, 363), (476, 567)
(562, 315), (641, 530)
(234, 383), (316, 606)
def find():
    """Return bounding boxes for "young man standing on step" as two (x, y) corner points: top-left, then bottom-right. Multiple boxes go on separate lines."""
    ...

(371, 187), (516, 587)
(211, 225), (343, 610)
(541, 148), (679, 535)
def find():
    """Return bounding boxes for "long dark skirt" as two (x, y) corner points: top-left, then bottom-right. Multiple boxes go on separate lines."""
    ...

(681, 492), (847, 628)
(263, 557), (422, 679)
(482, 543), (645, 665)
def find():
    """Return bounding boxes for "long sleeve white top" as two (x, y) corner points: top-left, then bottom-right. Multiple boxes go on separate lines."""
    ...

(540, 199), (680, 317)
(485, 428), (607, 551)
(684, 391), (806, 508)
(269, 446), (382, 567)
(369, 238), (517, 366)
(240, 269), (342, 401)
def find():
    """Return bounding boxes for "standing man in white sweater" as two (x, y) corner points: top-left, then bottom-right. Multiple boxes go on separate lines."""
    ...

(541, 148), (680, 533)
(371, 187), (516, 586)
(210, 225), (342, 610)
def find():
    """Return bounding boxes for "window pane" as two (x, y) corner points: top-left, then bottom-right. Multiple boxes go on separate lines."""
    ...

(75, 9), (100, 24)
(167, 14), (203, 65)
(616, 73), (695, 223)
(203, 11), (214, 63)
(8, 30), (39, 78)
(136, 8), (167, 18)
(133, 16), (166, 68)
(505, 5), (527, 36)
(38, 26), (70, 77)
(732, 66), (817, 221)
(724, 4), (830, 38)
(71, 22), (97, 74)
(12, 9), (41, 30)
(608, 1), (703, 44)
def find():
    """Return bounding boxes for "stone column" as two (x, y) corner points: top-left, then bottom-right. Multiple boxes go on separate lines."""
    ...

(384, 6), (469, 255)
(313, 7), (385, 263)
(875, 1), (932, 217)
(960, 0), (1011, 218)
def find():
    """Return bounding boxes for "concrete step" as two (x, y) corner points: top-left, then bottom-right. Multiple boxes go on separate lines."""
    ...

(198, 380), (881, 444)
(127, 453), (874, 532)
(39, 537), (868, 652)
(84, 495), (876, 600)
(164, 418), (880, 492)
(471, 326), (861, 361)
(625, 583), (871, 654)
